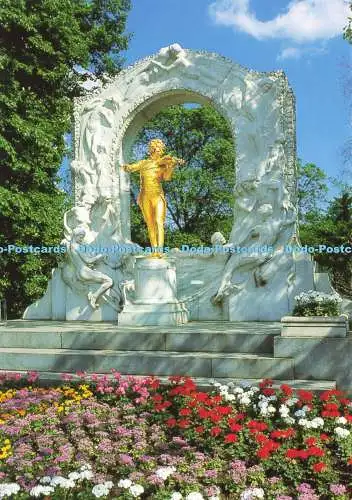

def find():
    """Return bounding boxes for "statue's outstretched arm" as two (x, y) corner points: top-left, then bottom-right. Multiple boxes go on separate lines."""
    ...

(122, 160), (146, 173)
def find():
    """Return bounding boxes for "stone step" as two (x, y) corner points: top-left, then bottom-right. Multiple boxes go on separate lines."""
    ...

(0, 320), (280, 354)
(0, 370), (337, 394)
(0, 348), (294, 379)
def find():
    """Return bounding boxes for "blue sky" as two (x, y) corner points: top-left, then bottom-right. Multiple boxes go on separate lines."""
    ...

(118, 0), (351, 195)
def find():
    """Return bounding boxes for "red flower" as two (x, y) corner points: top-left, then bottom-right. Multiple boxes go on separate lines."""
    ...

(312, 462), (327, 473)
(259, 378), (273, 388)
(305, 437), (317, 447)
(209, 395), (222, 405)
(280, 384), (293, 396)
(198, 408), (209, 419)
(210, 426), (222, 437)
(320, 389), (344, 401)
(224, 433), (238, 443)
(320, 433), (330, 442)
(286, 449), (308, 460)
(345, 415), (352, 422)
(230, 413), (246, 422)
(209, 412), (222, 423)
(152, 394), (163, 402)
(195, 425), (204, 433)
(347, 457), (352, 465)
(229, 422), (243, 433)
(307, 446), (325, 457)
(340, 398), (351, 406)
(148, 378), (160, 389)
(166, 418), (177, 427)
(217, 406), (233, 415)
(262, 388), (276, 396)
(179, 408), (192, 416)
(257, 447), (271, 459)
(321, 410), (340, 418)
(324, 403), (339, 411)
(297, 390), (314, 402)
(271, 429), (295, 440)
(168, 375), (183, 383)
(247, 420), (268, 432)
(194, 392), (210, 403)
(178, 419), (190, 428)
(255, 433), (268, 444)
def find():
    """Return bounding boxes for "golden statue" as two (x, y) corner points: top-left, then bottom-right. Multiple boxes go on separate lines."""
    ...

(122, 139), (185, 256)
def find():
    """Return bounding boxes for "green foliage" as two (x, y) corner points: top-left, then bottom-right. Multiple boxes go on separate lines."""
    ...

(297, 159), (329, 221)
(131, 104), (235, 247)
(293, 294), (341, 317)
(299, 189), (352, 299)
(0, 0), (131, 317)
(343, 1), (352, 43)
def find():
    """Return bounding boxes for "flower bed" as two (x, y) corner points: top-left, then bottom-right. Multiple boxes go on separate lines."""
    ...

(0, 371), (352, 499)
(293, 291), (342, 317)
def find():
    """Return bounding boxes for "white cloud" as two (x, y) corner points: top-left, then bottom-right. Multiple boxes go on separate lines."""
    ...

(209, 0), (350, 43)
(277, 47), (302, 60)
(277, 44), (328, 60)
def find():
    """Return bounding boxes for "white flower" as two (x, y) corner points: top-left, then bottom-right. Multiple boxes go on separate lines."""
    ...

(233, 387), (244, 394)
(239, 396), (251, 406)
(336, 416), (347, 425)
(170, 493), (183, 500)
(311, 417), (324, 428)
(240, 487), (265, 499)
(251, 386), (260, 392)
(335, 427), (350, 438)
(39, 477), (52, 484)
(283, 416), (295, 425)
(29, 485), (55, 497)
(279, 405), (290, 418)
(213, 382), (221, 388)
(267, 405), (276, 414)
(156, 466), (176, 480)
(79, 470), (94, 480)
(185, 493), (204, 500)
(104, 481), (114, 489)
(286, 398), (299, 407)
(50, 476), (75, 489)
(302, 405), (311, 412)
(118, 479), (132, 489)
(92, 484), (110, 498)
(68, 472), (81, 481)
(129, 484), (144, 497)
(0, 483), (21, 498)
(294, 410), (306, 418)
(80, 463), (92, 470)
(298, 418), (309, 427)
(219, 385), (229, 392)
(224, 393), (236, 401)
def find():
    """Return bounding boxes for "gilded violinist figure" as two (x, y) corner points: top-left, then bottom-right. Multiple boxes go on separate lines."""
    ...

(122, 139), (185, 256)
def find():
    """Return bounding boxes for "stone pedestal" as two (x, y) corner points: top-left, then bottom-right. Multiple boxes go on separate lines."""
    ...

(281, 316), (349, 338)
(118, 256), (188, 326)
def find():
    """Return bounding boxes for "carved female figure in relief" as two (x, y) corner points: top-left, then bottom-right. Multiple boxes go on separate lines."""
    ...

(122, 139), (185, 256)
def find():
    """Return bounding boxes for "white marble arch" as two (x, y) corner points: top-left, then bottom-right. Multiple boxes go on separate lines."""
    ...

(25, 44), (313, 322)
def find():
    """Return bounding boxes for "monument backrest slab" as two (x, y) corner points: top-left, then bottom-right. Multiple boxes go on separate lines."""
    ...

(24, 44), (303, 322)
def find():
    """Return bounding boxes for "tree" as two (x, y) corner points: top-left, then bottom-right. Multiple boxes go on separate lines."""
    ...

(297, 159), (329, 221)
(343, 2), (352, 43)
(130, 104), (235, 246)
(0, 0), (131, 317)
(299, 189), (352, 298)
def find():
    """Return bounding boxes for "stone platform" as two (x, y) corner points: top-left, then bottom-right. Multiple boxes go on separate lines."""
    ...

(0, 320), (346, 393)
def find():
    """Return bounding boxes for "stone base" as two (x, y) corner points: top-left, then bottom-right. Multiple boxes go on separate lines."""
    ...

(281, 316), (349, 337)
(118, 301), (188, 326)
